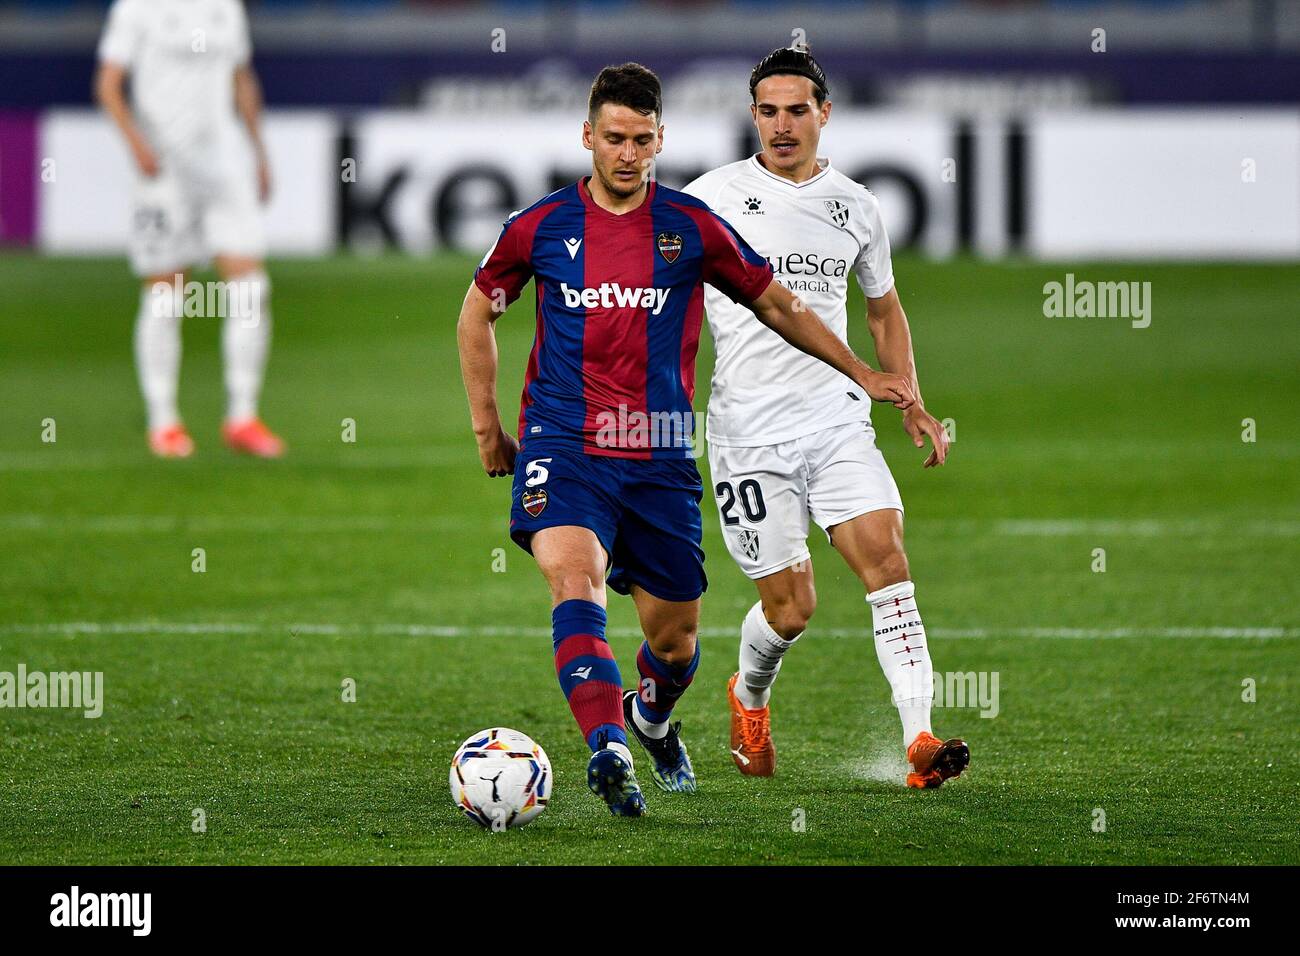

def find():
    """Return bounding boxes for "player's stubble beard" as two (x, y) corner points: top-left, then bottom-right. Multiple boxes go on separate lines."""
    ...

(594, 158), (652, 203)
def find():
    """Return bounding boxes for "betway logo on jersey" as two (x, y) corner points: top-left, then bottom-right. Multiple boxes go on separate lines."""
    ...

(560, 283), (670, 315)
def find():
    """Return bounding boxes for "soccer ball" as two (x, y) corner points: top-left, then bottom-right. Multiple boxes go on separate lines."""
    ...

(449, 727), (552, 830)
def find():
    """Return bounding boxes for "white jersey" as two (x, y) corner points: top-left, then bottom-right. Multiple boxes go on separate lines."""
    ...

(684, 155), (895, 446)
(98, 0), (252, 165)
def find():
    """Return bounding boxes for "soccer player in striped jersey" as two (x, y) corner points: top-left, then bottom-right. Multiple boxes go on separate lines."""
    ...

(685, 47), (970, 789)
(457, 64), (916, 816)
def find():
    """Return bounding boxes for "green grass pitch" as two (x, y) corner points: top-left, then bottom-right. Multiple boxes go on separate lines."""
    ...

(0, 252), (1295, 865)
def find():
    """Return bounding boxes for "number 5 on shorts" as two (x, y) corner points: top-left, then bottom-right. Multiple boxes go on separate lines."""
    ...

(526, 458), (552, 487)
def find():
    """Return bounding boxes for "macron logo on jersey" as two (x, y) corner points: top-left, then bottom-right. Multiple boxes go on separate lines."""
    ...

(560, 283), (670, 315)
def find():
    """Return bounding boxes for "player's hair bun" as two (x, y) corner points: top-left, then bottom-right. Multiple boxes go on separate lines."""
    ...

(749, 45), (830, 103)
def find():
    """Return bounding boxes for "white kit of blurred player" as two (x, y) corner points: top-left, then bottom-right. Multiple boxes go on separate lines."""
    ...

(685, 46), (969, 789)
(96, 0), (284, 457)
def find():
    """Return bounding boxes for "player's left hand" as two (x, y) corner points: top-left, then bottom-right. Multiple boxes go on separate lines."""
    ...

(903, 406), (950, 468)
(476, 425), (519, 478)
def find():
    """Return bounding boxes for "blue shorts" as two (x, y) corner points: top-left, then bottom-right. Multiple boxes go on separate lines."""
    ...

(509, 442), (707, 603)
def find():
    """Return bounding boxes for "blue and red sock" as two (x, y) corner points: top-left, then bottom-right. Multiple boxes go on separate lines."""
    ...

(552, 599), (626, 751)
(633, 640), (700, 730)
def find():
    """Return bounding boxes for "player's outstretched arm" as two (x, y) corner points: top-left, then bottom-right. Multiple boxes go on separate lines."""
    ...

(748, 280), (914, 410)
(866, 287), (949, 468)
(94, 62), (157, 178)
(456, 283), (518, 477)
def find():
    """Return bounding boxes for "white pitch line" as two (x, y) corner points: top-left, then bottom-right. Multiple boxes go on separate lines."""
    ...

(992, 519), (1300, 537)
(0, 514), (484, 534)
(1, 622), (1294, 640)
(5, 444), (1298, 472)
(1, 514), (1297, 537)
(0, 448), (472, 472)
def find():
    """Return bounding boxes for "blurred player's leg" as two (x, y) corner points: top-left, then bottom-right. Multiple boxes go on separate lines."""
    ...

(215, 255), (283, 457)
(129, 171), (198, 457)
(830, 508), (968, 788)
(135, 273), (192, 457)
(531, 525), (644, 816)
(209, 158), (282, 458)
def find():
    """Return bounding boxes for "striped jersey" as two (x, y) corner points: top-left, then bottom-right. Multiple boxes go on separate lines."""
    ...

(473, 177), (774, 459)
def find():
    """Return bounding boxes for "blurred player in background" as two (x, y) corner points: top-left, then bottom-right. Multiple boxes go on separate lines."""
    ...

(458, 63), (915, 816)
(96, 0), (284, 458)
(685, 46), (969, 788)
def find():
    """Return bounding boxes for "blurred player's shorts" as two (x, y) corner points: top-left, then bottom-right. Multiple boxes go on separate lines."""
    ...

(128, 160), (265, 276)
(510, 441), (708, 603)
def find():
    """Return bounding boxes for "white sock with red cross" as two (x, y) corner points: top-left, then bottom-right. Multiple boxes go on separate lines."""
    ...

(867, 580), (934, 747)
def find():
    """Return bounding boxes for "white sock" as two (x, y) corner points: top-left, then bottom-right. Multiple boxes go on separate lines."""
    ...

(736, 601), (799, 709)
(867, 581), (934, 747)
(222, 270), (271, 422)
(898, 699), (932, 749)
(632, 704), (669, 740)
(608, 740), (634, 770)
(135, 281), (183, 430)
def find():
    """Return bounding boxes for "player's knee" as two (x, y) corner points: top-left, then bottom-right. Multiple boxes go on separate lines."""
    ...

(142, 276), (183, 319)
(649, 620), (698, 666)
(767, 591), (815, 640)
(770, 605), (813, 640)
(548, 570), (603, 605)
(870, 549), (911, 589)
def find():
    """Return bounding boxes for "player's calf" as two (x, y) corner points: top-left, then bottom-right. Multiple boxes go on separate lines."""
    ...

(866, 579), (969, 787)
(552, 600), (628, 750)
(551, 600), (647, 814)
(626, 641), (699, 792)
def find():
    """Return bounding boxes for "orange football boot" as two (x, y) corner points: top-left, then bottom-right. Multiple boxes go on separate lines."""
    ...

(906, 730), (970, 789)
(148, 424), (195, 458)
(221, 417), (285, 458)
(727, 672), (775, 776)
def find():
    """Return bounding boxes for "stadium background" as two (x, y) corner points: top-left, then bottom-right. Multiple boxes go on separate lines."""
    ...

(0, 1), (1296, 865)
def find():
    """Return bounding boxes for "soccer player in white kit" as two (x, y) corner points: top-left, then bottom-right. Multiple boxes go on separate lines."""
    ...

(685, 47), (969, 788)
(96, 0), (284, 458)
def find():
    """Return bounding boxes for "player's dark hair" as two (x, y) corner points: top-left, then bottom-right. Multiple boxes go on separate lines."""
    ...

(588, 63), (663, 124)
(749, 45), (829, 105)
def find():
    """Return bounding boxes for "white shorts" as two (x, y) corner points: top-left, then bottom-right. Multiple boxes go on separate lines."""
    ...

(708, 421), (903, 579)
(128, 164), (265, 277)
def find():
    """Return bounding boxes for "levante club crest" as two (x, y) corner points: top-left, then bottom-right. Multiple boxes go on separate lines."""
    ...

(656, 232), (683, 263)
(521, 489), (548, 517)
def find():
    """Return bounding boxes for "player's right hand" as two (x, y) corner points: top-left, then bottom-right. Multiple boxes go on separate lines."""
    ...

(130, 138), (160, 178)
(860, 370), (915, 410)
(476, 426), (518, 477)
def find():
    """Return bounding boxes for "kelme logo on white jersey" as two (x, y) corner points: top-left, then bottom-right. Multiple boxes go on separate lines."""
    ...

(560, 283), (670, 315)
